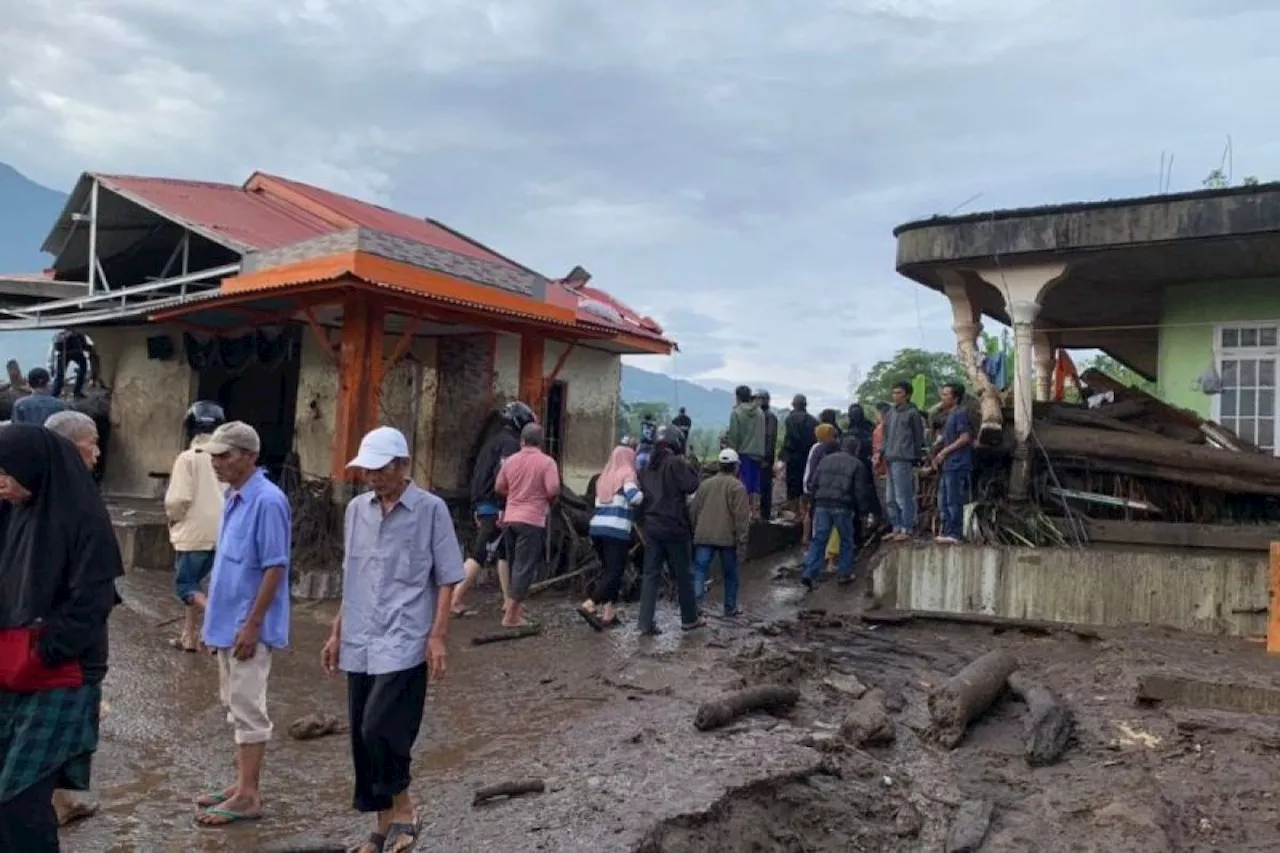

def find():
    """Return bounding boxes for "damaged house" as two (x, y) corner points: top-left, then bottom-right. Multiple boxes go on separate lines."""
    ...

(0, 171), (674, 587)
(883, 181), (1280, 638)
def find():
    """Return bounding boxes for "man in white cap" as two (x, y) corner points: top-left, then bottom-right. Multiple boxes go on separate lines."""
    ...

(321, 426), (465, 853)
(193, 421), (292, 827)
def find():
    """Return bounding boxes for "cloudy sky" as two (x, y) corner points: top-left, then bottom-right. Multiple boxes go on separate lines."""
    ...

(2, 0), (1278, 402)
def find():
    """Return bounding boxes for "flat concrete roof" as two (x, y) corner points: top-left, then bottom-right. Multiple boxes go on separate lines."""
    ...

(0, 275), (89, 304)
(892, 183), (1280, 379)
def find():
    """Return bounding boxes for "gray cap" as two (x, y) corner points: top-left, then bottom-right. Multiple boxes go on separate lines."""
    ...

(202, 420), (261, 455)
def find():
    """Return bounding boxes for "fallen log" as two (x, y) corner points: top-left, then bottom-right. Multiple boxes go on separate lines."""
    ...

(1007, 672), (1074, 766)
(1052, 455), (1280, 496)
(1034, 423), (1280, 485)
(945, 799), (994, 853)
(472, 779), (546, 806)
(861, 608), (1102, 641)
(471, 624), (542, 646)
(929, 650), (1018, 748)
(1043, 405), (1161, 437)
(839, 688), (896, 747)
(694, 684), (800, 731)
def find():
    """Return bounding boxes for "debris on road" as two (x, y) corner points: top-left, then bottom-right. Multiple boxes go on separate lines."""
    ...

(694, 685), (800, 731)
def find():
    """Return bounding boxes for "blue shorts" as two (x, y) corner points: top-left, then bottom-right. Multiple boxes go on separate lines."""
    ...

(738, 455), (762, 496)
(175, 550), (215, 604)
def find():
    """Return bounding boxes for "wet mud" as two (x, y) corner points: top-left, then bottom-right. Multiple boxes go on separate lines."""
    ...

(67, 553), (1280, 852)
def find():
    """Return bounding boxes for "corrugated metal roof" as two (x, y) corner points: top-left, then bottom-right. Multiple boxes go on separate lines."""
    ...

(98, 175), (335, 251)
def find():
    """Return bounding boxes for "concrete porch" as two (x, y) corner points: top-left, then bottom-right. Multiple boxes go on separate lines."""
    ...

(872, 543), (1269, 637)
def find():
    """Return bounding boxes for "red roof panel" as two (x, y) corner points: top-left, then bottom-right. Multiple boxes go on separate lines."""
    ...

(98, 175), (334, 251)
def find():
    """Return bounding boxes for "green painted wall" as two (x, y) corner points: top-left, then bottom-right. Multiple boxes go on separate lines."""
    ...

(1158, 279), (1280, 417)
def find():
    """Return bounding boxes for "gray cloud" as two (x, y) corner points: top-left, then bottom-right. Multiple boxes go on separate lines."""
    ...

(3, 0), (1280, 397)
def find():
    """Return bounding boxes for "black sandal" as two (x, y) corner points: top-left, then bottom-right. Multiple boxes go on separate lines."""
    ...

(576, 605), (605, 632)
(681, 618), (707, 632)
(384, 819), (418, 853)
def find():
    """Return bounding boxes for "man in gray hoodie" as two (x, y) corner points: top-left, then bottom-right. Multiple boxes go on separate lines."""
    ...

(882, 380), (925, 541)
(725, 385), (767, 520)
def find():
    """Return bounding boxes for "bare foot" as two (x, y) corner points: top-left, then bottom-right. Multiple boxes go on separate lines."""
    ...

(53, 791), (99, 827)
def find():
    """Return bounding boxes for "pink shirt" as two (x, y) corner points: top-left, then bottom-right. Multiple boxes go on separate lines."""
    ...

(495, 446), (561, 528)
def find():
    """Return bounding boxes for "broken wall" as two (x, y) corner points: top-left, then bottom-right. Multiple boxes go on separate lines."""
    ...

(545, 341), (620, 491)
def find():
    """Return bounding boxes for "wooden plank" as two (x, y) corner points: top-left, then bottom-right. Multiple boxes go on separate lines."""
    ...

(1137, 673), (1280, 715)
(1049, 518), (1280, 553)
(330, 294), (383, 480)
(860, 608), (1101, 640)
(1270, 542), (1280, 655)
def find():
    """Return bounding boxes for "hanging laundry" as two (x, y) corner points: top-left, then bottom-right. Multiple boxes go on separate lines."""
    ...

(982, 350), (1008, 391)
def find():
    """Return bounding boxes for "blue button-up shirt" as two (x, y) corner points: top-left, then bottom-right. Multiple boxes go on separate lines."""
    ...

(12, 392), (67, 426)
(203, 469), (292, 650)
(339, 482), (465, 676)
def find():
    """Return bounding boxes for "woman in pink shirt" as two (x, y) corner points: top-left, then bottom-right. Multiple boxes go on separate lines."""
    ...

(494, 423), (561, 628)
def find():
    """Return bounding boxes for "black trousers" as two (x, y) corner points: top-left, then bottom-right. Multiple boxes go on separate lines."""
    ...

(760, 458), (775, 519)
(52, 352), (87, 398)
(347, 664), (428, 813)
(0, 771), (60, 852)
(590, 536), (631, 604)
(504, 523), (545, 601)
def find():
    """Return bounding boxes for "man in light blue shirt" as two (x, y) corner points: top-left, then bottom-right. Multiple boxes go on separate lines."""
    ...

(322, 426), (464, 853)
(195, 421), (291, 828)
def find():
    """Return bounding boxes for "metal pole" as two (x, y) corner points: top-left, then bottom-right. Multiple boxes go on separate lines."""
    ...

(87, 179), (99, 294)
(181, 231), (189, 275)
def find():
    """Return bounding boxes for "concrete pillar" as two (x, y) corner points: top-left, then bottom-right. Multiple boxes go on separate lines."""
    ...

(974, 263), (1068, 500)
(1033, 327), (1054, 402)
(939, 269), (1003, 442)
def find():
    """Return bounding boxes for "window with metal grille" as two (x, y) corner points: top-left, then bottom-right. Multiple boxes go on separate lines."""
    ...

(1215, 323), (1279, 455)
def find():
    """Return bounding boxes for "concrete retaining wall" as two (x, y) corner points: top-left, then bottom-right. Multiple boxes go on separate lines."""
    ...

(872, 544), (1269, 637)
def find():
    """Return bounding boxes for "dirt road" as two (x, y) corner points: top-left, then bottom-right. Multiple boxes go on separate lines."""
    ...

(68, 551), (1280, 852)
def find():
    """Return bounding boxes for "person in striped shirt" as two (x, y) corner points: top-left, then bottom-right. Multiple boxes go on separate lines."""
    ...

(577, 445), (643, 630)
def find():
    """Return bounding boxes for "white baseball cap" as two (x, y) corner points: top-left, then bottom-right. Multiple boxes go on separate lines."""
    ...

(718, 447), (740, 464)
(347, 426), (410, 470)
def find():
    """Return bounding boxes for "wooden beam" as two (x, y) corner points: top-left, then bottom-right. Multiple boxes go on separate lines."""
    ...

(300, 306), (339, 366)
(545, 341), (576, 386)
(519, 334), (546, 410)
(375, 314), (424, 389)
(331, 294), (384, 480)
(1049, 518), (1280, 552)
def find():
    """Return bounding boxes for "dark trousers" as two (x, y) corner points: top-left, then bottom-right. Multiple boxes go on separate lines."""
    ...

(504, 523), (545, 602)
(52, 352), (87, 399)
(760, 458), (775, 519)
(590, 536), (631, 604)
(347, 664), (428, 813)
(637, 536), (699, 632)
(0, 770), (60, 852)
(939, 468), (971, 539)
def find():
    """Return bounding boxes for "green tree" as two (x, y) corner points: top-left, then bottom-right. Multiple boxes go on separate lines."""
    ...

(1077, 353), (1156, 394)
(854, 348), (967, 410)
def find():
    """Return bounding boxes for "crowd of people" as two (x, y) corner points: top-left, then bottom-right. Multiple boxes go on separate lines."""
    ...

(0, 368), (975, 851)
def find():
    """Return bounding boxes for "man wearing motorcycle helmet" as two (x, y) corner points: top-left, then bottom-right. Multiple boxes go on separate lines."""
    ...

(636, 424), (703, 635)
(165, 400), (229, 652)
(451, 401), (537, 617)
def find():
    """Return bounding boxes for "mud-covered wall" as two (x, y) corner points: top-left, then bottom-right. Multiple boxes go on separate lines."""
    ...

(492, 332), (519, 404)
(545, 341), (620, 491)
(431, 334), (495, 493)
(293, 329), (439, 484)
(92, 325), (195, 497)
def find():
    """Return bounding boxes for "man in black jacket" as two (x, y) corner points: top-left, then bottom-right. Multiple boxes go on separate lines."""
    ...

(801, 436), (875, 588)
(636, 425), (703, 635)
(451, 401), (536, 616)
(781, 394), (818, 515)
(756, 389), (779, 520)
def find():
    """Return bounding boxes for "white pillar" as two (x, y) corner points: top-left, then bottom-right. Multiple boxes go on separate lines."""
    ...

(973, 263), (1068, 500)
(1033, 328), (1054, 402)
(939, 269), (1003, 441)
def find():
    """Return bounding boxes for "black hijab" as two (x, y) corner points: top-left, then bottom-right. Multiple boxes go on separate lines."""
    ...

(846, 404), (874, 464)
(0, 426), (122, 669)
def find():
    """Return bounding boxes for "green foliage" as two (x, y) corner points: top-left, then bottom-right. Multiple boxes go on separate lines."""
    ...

(854, 347), (967, 410)
(1203, 169), (1261, 189)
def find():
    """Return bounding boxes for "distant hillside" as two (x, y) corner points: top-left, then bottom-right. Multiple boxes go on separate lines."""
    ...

(621, 364), (735, 430)
(0, 163), (66, 369)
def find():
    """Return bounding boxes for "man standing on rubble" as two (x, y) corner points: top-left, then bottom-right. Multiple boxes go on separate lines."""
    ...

(494, 422), (561, 629)
(673, 407), (692, 443)
(882, 380), (925, 542)
(782, 394), (818, 533)
(930, 383), (974, 544)
(450, 401), (536, 618)
(756, 390), (779, 521)
(322, 426), (463, 853)
(725, 385), (766, 519)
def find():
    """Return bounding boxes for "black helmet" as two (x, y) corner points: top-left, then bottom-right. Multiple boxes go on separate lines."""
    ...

(184, 400), (226, 435)
(500, 400), (537, 432)
(654, 423), (685, 451)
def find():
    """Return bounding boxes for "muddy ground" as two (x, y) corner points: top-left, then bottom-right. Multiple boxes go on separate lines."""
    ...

(69, 549), (1280, 852)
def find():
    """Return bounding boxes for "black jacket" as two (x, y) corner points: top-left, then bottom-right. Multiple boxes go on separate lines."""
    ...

(638, 449), (701, 541)
(806, 450), (875, 515)
(762, 409), (779, 463)
(782, 410), (818, 463)
(470, 430), (520, 506)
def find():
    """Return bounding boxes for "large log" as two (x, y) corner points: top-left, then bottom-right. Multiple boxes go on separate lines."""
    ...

(1082, 368), (1260, 450)
(929, 650), (1018, 748)
(1041, 404), (1160, 437)
(694, 684), (800, 731)
(1051, 453), (1280, 496)
(1007, 672), (1074, 766)
(1035, 423), (1280, 484)
(1049, 518), (1280, 553)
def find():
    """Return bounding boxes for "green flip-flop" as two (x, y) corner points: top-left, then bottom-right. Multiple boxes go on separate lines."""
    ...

(195, 806), (263, 826)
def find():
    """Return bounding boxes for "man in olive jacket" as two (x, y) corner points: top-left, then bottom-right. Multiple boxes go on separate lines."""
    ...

(802, 436), (876, 587)
(689, 448), (752, 616)
(725, 385), (767, 519)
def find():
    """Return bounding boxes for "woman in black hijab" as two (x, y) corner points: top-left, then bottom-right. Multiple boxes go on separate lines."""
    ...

(0, 425), (122, 851)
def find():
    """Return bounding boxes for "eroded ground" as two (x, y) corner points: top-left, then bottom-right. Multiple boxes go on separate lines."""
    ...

(70, 552), (1280, 852)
